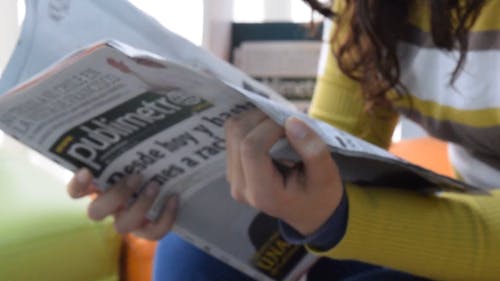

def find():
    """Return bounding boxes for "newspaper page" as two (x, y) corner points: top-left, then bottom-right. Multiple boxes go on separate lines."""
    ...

(0, 41), (317, 281)
(238, 87), (486, 194)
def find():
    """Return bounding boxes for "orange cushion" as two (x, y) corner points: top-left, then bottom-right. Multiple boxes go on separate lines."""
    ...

(389, 137), (453, 177)
(122, 235), (157, 281)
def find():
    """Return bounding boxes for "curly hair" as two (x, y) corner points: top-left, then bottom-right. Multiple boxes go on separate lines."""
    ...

(302, 0), (486, 108)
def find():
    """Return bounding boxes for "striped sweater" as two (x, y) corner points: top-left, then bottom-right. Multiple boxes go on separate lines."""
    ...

(307, 1), (500, 280)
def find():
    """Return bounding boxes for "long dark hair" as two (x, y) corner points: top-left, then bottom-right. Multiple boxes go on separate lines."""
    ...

(303, 0), (486, 108)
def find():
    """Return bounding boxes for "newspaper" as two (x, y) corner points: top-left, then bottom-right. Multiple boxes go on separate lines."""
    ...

(0, 41), (317, 281)
(0, 1), (488, 281)
(0, 39), (487, 281)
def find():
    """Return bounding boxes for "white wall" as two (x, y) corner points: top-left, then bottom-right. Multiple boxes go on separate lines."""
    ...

(203, 0), (234, 60)
(130, 0), (204, 46)
(264, 0), (291, 21)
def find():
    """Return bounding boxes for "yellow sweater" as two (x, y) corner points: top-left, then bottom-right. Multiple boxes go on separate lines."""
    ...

(308, 1), (500, 280)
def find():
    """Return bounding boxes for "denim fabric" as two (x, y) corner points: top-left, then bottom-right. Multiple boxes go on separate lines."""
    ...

(153, 233), (429, 281)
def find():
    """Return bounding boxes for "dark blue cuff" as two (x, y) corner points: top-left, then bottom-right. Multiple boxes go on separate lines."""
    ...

(278, 188), (348, 251)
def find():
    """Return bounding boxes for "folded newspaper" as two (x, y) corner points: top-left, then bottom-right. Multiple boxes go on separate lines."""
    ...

(0, 1), (487, 281)
(0, 38), (487, 281)
(2, 38), (480, 195)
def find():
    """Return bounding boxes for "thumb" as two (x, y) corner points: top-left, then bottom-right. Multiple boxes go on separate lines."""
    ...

(284, 117), (338, 184)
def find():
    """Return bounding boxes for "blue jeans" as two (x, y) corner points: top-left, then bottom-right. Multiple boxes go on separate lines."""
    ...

(153, 233), (429, 281)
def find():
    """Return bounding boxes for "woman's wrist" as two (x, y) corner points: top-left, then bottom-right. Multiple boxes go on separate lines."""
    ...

(279, 187), (348, 251)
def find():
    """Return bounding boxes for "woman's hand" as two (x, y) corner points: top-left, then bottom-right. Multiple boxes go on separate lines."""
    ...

(67, 169), (177, 240)
(225, 109), (344, 236)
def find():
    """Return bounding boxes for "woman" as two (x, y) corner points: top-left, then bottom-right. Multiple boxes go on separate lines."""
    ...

(68, 0), (500, 280)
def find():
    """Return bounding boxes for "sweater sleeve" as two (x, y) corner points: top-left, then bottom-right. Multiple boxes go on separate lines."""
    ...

(308, 184), (500, 281)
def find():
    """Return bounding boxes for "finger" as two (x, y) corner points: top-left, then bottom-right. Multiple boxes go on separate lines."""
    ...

(225, 110), (267, 196)
(87, 174), (142, 221)
(114, 181), (160, 234)
(224, 118), (234, 183)
(131, 195), (178, 240)
(67, 168), (99, 198)
(239, 118), (286, 209)
(284, 117), (339, 186)
(224, 119), (247, 204)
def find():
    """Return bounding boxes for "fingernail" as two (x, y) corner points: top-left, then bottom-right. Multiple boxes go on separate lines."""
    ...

(145, 182), (160, 197)
(285, 117), (308, 140)
(76, 169), (91, 184)
(126, 174), (142, 189)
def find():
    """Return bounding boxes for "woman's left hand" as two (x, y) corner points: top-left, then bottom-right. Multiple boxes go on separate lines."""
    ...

(224, 109), (344, 236)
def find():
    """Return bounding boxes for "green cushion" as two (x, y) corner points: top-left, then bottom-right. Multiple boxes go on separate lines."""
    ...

(0, 146), (121, 281)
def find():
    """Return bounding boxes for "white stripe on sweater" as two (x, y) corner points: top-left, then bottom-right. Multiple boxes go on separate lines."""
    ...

(449, 143), (500, 189)
(399, 43), (500, 110)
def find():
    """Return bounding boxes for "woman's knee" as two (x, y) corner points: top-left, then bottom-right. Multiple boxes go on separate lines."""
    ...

(153, 233), (254, 281)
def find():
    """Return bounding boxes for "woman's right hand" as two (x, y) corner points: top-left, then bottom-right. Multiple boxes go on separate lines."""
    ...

(67, 168), (178, 240)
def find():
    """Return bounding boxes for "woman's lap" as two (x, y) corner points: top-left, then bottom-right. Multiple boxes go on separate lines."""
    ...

(153, 233), (254, 281)
(153, 233), (428, 281)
